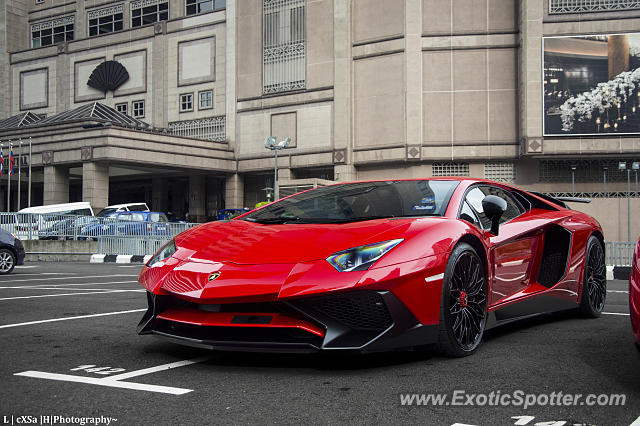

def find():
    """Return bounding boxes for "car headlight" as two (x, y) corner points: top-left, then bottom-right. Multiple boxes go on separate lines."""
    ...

(147, 239), (176, 267)
(326, 239), (403, 272)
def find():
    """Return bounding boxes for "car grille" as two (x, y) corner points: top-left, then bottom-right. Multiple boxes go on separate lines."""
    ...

(303, 292), (393, 330)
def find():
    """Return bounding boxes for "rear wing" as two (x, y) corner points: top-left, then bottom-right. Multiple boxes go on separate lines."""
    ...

(529, 192), (591, 209)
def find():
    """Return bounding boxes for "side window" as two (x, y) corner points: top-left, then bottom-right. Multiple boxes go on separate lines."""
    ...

(464, 185), (523, 229)
(459, 201), (481, 229)
(131, 213), (145, 222)
(465, 187), (492, 229)
(150, 213), (160, 222)
(119, 213), (131, 221)
(480, 186), (523, 224)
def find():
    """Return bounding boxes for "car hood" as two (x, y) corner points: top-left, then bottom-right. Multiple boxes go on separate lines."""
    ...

(173, 218), (436, 265)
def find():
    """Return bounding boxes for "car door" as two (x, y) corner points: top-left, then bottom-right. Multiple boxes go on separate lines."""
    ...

(463, 185), (540, 306)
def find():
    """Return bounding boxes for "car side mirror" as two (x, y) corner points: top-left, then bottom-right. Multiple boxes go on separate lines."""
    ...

(482, 195), (507, 236)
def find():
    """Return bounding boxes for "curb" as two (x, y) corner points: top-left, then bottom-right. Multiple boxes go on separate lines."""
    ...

(90, 254), (151, 264)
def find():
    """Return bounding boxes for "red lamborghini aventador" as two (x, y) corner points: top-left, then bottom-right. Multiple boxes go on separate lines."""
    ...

(631, 239), (640, 348)
(138, 178), (607, 357)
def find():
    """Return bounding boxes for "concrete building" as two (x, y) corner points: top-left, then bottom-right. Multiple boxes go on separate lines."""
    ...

(1, 0), (640, 238)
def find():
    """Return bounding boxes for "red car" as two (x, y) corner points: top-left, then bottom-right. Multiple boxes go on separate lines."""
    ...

(138, 178), (606, 357)
(631, 240), (640, 348)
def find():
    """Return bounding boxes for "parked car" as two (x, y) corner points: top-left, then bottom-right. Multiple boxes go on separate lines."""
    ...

(0, 228), (25, 274)
(138, 178), (606, 356)
(39, 216), (100, 240)
(216, 208), (250, 221)
(631, 239), (640, 349)
(81, 211), (170, 238)
(96, 203), (150, 217)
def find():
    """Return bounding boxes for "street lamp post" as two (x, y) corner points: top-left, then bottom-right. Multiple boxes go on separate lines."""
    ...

(264, 136), (290, 201)
(603, 164), (608, 198)
(570, 164), (577, 196)
(619, 161), (631, 242)
(633, 162), (640, 197)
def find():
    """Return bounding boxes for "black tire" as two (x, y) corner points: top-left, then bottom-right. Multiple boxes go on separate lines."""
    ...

(436, 242), (487, 357)
(579, 235), (607, 318)
(0, 248), (16, 275)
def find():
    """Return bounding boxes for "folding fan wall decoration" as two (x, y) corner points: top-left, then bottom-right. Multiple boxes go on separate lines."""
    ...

(87, 60), (130, 93)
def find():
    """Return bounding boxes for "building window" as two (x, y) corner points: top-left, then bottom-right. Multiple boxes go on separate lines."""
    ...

(88, 5), (124, 37)
(549, 0), (640, 14)
(131, 0), (168, 28)
(132, 100), (145, 118)
(169, 116), (226, 141)
(185, 0), (225, 16)
(180, 93), (193, 112)
(115, 102), (128, 115)
(31, 15), (74, 48)
(262, 0), (306, 94)
(484, 162), (517, 183)
(35, 0), (45, 4)
(432, 162), (470, 177)
(198, 90), (213, 110)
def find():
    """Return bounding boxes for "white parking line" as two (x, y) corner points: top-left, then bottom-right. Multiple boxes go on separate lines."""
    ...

(14, 356), (211, 395)
(602, 312), (630, 316)
(629, 415), (640, 426)
(607, 290), (629, 294)
(0, 308), (146, 329)
(0, 280), (138, 289)
(5, 273), (78, 276)
(14, 371), (193, 395)
(0, 274), (139, 283)
(105, 356), (211, 381)
(0, 290), (145, 301)
(0, 287), (140, 292)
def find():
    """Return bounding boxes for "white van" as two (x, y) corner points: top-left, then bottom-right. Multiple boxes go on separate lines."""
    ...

(96, 202), (150, 217)
(17, 202), (94, 236)
(18, 202), (94, 216)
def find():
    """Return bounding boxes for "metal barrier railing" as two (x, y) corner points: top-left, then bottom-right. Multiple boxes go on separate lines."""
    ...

(605, 241), (635, 267)
(2, 212), (638, 263)
(0, 212), (197, 256)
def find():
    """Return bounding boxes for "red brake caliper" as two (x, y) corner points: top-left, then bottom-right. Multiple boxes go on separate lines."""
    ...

(459, 291), (468, 308)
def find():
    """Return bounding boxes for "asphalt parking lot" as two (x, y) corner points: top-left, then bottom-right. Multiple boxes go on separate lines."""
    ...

(0, 262), (638, 426)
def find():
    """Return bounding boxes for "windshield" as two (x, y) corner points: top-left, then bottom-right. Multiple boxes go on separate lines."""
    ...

(242, 180), (459, 224)
(96, 208), (117, 217)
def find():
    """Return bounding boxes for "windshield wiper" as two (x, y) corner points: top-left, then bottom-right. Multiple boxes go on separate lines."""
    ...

(248, 216), (303, 224)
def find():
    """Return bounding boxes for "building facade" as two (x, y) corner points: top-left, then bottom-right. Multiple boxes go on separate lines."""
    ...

(1, 0), (640, 238)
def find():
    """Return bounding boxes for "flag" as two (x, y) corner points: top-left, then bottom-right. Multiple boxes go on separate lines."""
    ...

(9, 144), (14, 176)
(0, 145), (3, 177)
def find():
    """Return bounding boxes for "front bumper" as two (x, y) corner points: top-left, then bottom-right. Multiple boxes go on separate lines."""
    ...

(137, 290), (438, 353)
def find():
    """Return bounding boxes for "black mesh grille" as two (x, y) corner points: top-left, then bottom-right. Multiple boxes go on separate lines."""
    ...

(307, 292), (393, 330)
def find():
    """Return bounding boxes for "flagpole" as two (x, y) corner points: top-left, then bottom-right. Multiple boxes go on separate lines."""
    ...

(28, 137), (32, 208)
(17, 138), (21, 211)
(7, 141), (11, 212)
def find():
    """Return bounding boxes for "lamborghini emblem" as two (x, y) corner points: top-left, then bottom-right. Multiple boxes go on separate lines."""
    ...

(208, 272), (221, 282)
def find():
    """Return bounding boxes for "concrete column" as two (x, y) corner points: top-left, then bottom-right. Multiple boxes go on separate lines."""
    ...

(82, 162), (109, 212)
(333, 0), (352, 166)
(334, 164), (357, 182)
(277, 168), (292, 181)
(608, 35), (630, 79)
(188, 175), (206, 222)
(152, 177), (168, 212)
(405, 0), (422, 147)
(44, 165), (69, 205)
(518, 1), (544, 143)
(225, 173), (244, 209)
